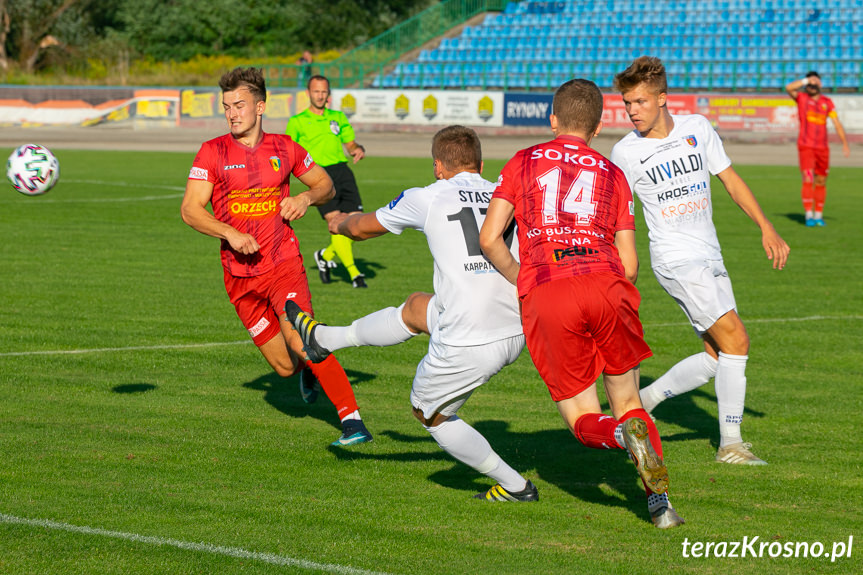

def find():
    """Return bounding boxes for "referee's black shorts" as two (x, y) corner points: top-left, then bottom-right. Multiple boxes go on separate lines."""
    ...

(317, 162), (363, 217)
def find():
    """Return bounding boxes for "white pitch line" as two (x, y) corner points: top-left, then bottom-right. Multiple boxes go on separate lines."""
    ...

(24, 193), (185, 203)
(1, 315), (859, 359)
(0, 340), (252, 358)
(0, 513), (396, 575)
(643, 314), (863, 329)
(64, 179), (186, 191)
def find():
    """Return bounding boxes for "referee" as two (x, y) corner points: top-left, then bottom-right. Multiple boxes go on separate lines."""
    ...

(287, 74), (369, 288)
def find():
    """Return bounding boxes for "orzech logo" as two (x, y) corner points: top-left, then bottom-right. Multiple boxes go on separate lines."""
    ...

(685, 135), (698, 147)
(269, 156), (281, 172)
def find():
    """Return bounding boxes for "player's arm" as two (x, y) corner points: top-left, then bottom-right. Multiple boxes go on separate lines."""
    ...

(614, 229), (639, 284)
(331, 212), (388, 241)
(828, 111), (851, 157)
(345, 140), (365, 163)
(716, 166), (790, 270)
(279, 164), (334, 221)
(785, 78), (806, 99)
(180, 178), (260, 255)
(479, 197), (519, 285)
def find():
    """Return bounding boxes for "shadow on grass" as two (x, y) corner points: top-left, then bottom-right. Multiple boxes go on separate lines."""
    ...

(308, 257), (385, 286)
(112, 383), (157, 394)
(329, 418), (655, 523)
(242, 367), (376, 431)
(784, 212), (807, 225)
(324, 374), (767, 522)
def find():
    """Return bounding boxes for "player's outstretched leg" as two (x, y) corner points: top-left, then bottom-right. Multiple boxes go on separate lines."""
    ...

(285, 300), (332, 363)
(620, 416), (668, 494)
(421, 411), (537, 502)
(639, 352), (717, 414)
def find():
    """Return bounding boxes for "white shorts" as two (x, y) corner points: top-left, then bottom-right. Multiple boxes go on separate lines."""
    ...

(652, 259), (737, 335)
(410, 333), (525, 419)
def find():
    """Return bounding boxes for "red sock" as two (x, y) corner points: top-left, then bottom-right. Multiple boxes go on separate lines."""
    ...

(801, 182), (815, 212)
(573, 413), (622, 450)
(814, 185), (827, 213)
(306, 355), (358, 419)
(620, 408), (665, 496)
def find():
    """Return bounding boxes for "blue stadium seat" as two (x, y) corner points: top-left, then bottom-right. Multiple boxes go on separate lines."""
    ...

(375, 0), (861, 92)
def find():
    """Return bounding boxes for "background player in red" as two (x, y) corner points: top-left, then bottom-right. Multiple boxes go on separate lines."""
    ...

(180, 67), (372, 446)
(785, 71), (850, 227)
(479, 79), (683, 528)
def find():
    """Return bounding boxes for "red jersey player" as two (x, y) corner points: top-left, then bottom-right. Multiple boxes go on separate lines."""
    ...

(181, 67), (372, 446)
(480, 79), (683, 528)
(785, 71), (850, 227)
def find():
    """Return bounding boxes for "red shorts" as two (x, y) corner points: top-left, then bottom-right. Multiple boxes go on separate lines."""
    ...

(522, 272), (652, 402)
(798, 146), (830, 178)
(224, 256), (313, 347)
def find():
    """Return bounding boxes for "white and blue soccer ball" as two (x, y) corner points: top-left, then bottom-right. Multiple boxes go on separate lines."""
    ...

(6, 144), (60, 195)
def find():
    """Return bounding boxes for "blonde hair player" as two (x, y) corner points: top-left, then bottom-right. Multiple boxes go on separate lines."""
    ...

(611, 56), (789, 465)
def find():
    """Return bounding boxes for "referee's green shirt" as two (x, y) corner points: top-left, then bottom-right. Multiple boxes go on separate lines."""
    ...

(286, 108), (355, 167)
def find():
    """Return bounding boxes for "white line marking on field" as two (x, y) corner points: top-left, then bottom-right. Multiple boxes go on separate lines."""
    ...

(0, 180), (185, 203)
(643, 314), (863, 329)
(1, 315), (859, 359)
(0, 513), (395, 575)
(65, 179), (186, 191)
(0, 341), (252, 358)
(26, 193), (185, 203)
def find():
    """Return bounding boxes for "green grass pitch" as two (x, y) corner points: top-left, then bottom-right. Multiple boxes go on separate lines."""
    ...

(1, 148), (861, 575)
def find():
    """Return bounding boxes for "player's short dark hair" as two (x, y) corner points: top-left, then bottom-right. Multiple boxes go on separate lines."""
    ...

(219, 67), (267, 102)
(307, 74), (330, 91)
(431, 125), (482, 172)
(806, 70), (820, 79)
(552, 78), (603, 135)
(613, 55), (668, 96)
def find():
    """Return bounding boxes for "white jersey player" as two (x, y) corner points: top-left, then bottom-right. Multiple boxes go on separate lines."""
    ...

(286, 126), (537, 502)
(611, 57), (789, 465)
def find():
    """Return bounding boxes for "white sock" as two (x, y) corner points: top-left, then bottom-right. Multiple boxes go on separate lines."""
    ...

(640, 352), (718, 412)
(716, 352), (747, 447)
(614, 424), (625, 450)
(316, 304), (417, 352)
(426, 416), (526, 493)
(648, 492), (672, 513)
(805, 210), (815, 219)
(814, 210), (823, 219)
(340, 410), (361, 423)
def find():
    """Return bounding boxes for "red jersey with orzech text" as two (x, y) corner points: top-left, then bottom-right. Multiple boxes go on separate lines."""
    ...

(189, 133), (315, 277)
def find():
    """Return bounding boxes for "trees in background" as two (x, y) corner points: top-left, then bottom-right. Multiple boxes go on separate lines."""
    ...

(1, 0), (432, 76)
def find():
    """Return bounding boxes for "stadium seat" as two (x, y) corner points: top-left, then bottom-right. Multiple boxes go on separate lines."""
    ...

(371, 0), (860, 92)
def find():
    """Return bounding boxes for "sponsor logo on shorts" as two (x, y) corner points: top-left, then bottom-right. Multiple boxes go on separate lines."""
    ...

(189, 166), (208, 180)
(248, 317), (270, 337)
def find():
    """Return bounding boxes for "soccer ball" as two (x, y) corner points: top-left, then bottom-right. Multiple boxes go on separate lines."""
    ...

(6, 144), (60, 196)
